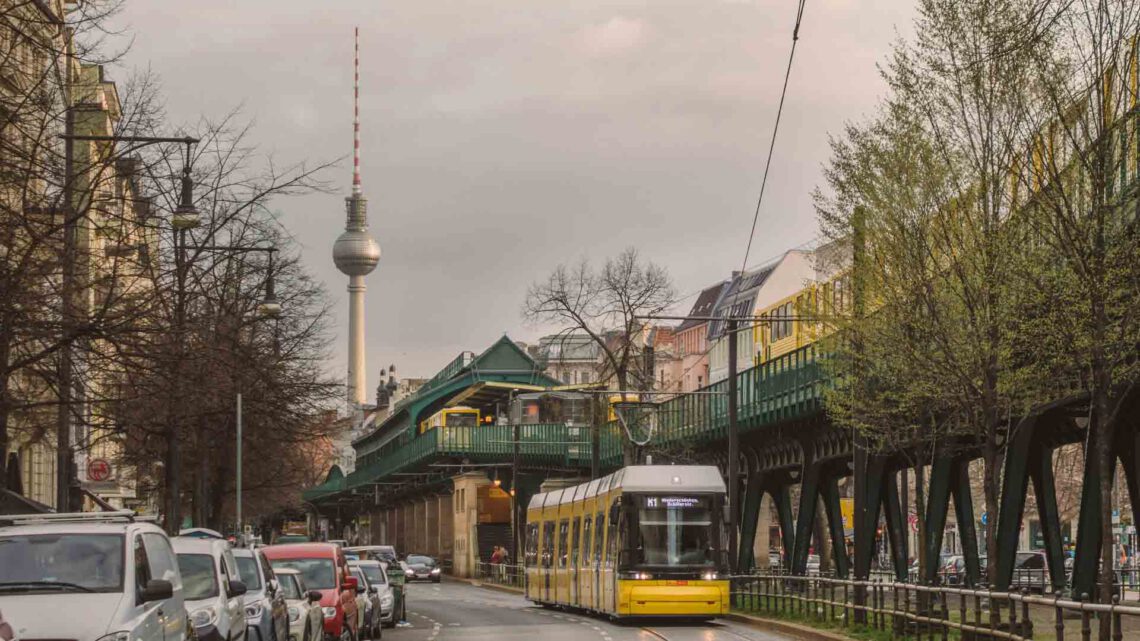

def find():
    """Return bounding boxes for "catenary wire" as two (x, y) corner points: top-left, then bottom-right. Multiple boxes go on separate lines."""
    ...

(739, 0), (809, 274)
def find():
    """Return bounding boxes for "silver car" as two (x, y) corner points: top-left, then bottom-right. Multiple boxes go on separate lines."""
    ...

(234, 547), (289, 641)
(274, 568), (323, 641)
(0, 510), (190, 641)
(174, 536), (247, 641)
(349, 560), (394, 628)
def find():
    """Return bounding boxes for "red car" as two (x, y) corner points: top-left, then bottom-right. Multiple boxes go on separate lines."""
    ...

(263, 543), (360, 641)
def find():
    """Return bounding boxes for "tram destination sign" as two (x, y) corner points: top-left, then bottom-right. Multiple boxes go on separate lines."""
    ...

(643, 496), (707, 509)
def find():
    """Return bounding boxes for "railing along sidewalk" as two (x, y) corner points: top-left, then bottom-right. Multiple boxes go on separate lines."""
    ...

(474, 561), (525, 589)
(731, 573), (1140, 641)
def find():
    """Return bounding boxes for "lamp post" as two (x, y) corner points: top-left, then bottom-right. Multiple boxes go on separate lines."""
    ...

(57, 131), (198, 516)
(179, 244), (279, 534)
(508, 387), (520, 560)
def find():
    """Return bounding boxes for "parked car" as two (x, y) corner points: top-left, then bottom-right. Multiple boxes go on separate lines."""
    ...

(174, 536), (248, 641)
(806, 554), (820, 575)
(264, 543), (359, 641)
(274, 568), (324, 641)
(351, 560), (395, 628)
(345, 546), (398, 564)
(0, 510), (190, 641)
(403, 554), (441, 583)
(350, 560), (393, 635)
(941, 554), (989, 586)
(348, 564), (382, 639)
(1012, 550), (1049, 593)
(276, 535), (311, 544)
(234, 547), (289, 641)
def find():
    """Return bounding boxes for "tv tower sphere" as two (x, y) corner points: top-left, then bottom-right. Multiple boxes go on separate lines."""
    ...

(333, 226), (380, 276)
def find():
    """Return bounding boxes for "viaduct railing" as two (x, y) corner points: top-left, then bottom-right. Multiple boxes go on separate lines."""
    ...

(304, 343), (828, 501)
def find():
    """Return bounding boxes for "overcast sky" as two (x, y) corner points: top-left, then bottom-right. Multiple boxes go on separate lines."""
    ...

(113, 0), (915, 392)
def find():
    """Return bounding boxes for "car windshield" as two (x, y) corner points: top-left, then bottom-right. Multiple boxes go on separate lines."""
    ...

(271, 558), (336, 590)
(352, 567), (368, 586)
(278, 574), (302, 599)
(177, 553), (219, 601)
(358, 564), (387, 586)
(0, 533), (123, 592)
(407, 555), (435, 566)
(234, 555), (263, 591)
(637, 498), (716, 567)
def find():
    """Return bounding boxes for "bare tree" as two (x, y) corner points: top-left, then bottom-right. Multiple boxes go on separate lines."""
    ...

(523, 247), (675, 464)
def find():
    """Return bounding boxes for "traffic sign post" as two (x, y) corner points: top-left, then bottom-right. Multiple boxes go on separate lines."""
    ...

(87, 458), (112, 483)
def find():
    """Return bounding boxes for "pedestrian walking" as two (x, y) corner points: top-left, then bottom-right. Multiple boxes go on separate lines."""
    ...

(489, 545), (502, 581)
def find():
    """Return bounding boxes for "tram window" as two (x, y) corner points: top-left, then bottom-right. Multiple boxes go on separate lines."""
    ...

(542, 522), (555, 568)
(605, 504), (619, 569)
(558, 520), (569, 568)
(525, 523), (539, 567)
(582, 517), (592, 569)
(594, 512), (605, 565)
(571, 519), (581, 569)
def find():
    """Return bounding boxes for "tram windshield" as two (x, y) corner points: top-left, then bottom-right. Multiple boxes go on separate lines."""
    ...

(445, 411), (479, 427)
(636, 495), (720, 567)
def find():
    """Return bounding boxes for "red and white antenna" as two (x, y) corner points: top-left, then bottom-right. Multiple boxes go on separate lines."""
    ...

(352, 26), (362, 195)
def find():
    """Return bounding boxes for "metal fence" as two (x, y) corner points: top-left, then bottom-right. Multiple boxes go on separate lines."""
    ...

(474, 562), (525, 589)
(731, 574), (1140, 641)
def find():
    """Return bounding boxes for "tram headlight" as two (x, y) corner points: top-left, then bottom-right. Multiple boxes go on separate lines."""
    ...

(621, 571), (654, 580)
(702, 571), (719, 581)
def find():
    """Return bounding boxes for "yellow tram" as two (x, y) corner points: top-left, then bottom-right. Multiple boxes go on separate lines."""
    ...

(418, 406), (481, 433)
(524, 465), (730, 619)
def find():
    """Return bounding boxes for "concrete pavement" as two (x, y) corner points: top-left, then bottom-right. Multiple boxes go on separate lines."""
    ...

(384, 579), (794, 641)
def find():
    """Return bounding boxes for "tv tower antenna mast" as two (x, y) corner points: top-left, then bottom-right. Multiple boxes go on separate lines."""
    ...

(333, 27), (380, 410)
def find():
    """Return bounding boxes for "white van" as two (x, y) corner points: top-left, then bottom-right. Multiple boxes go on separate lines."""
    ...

(0, 510), (189, 641)
(173, 536), (247, 641)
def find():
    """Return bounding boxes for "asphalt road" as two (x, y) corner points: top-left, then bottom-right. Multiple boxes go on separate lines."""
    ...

(382, 580), (794, 641)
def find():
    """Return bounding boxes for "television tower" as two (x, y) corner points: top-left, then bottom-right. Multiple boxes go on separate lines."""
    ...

(333, 27), (380, 409)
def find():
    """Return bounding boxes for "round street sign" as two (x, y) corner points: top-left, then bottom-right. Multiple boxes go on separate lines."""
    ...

(87, 458), (112, 482)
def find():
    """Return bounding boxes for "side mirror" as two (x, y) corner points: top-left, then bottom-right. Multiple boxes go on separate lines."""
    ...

(140, 578), (173, 602)
(268, 579), (279, 595)
(343, 576), (359, 592)
(228, 580), (248, 597)
(306, 590), (322, 603)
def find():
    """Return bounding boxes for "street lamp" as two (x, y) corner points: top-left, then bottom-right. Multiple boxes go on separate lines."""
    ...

(170, 155), (201, 230)
(257, 249), (281, 318)
(56, 131), (199, 515)
(182, 243), (282, 536)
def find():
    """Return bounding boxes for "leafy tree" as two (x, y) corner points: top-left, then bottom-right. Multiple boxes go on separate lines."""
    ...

(1011, 0), (1140, 611)
(817, 0), (1046, 583)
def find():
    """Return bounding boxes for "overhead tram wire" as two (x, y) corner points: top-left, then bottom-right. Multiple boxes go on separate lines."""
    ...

(738, 0), (809, 274)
